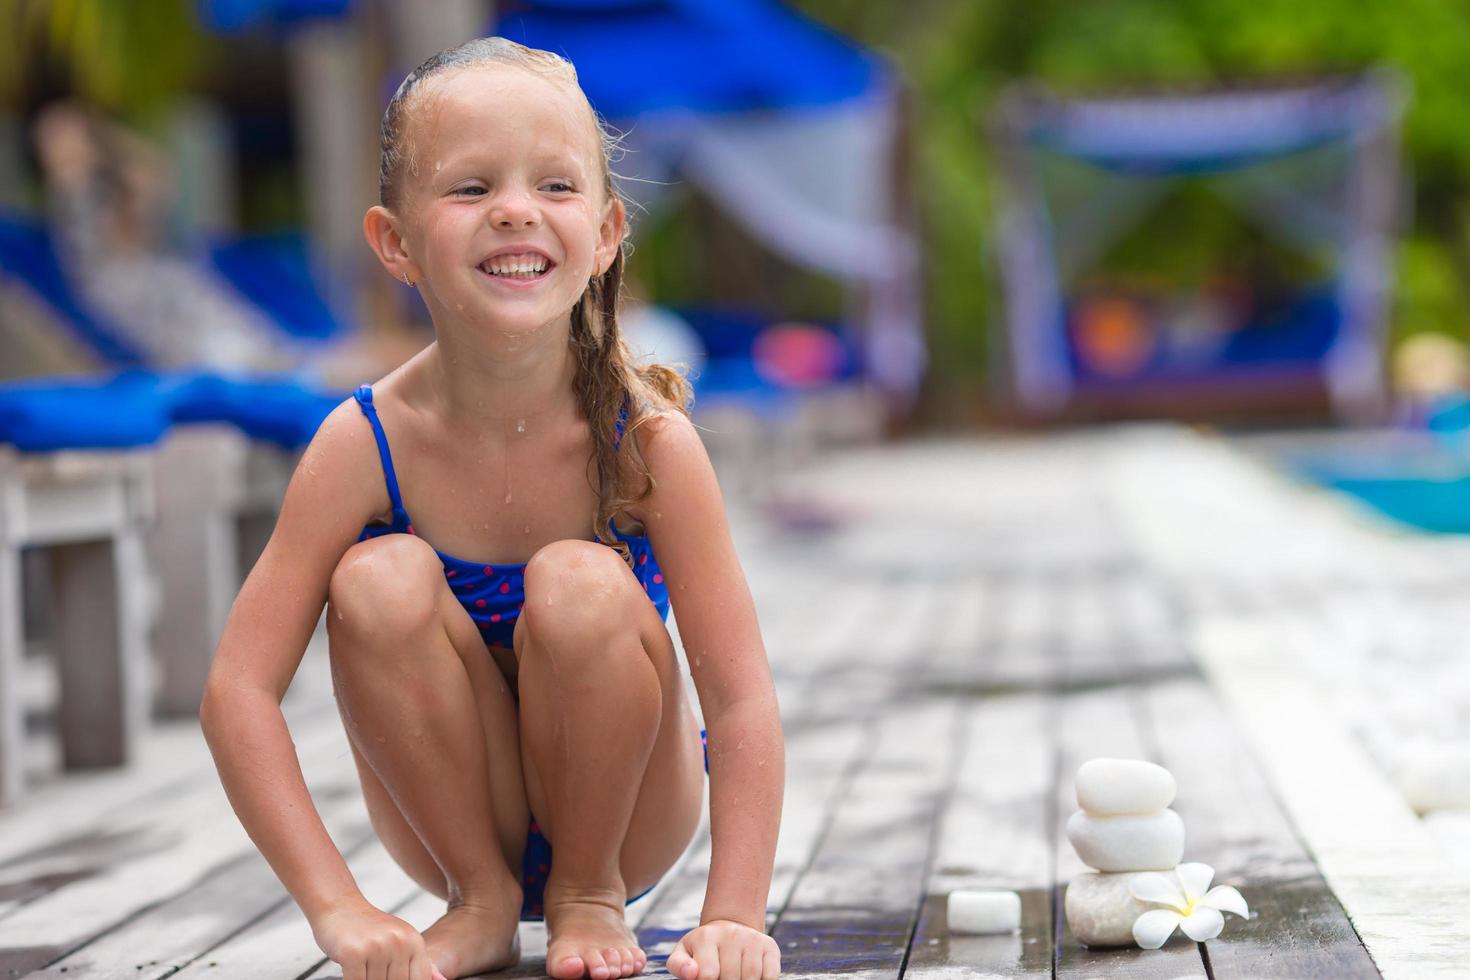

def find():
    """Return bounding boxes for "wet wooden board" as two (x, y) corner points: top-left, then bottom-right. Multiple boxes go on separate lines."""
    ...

(1141, 679), (1379, 979)
(903, 693), (1054, 980)
(27, 818), (376, 980)
(0, 721), (358, 976)
(165, 836), (424, 980)
(0, 432), (1413, 979)
(771, 696), (961, 978)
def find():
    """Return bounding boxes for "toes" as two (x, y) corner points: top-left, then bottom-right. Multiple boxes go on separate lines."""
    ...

(583, 948), (611, 980)
(549, 953), (587, 980)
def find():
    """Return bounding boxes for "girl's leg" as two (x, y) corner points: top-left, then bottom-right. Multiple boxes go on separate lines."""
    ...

(328, 534), (530, 980)
(514, 540), (706, 980)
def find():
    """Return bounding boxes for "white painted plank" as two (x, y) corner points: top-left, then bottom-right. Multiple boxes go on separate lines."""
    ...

(1192, 617), (1470, 979)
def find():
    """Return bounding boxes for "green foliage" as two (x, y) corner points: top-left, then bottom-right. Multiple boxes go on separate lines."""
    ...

(786, 0), (1470, 391)
(0, 0), (209, 122)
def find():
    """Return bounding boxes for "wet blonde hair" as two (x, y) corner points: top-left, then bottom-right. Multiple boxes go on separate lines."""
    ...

(378, 37), (693, 557)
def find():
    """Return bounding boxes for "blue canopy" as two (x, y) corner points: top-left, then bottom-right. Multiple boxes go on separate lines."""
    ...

(198, 0), (355, 33)
(493, 0), (882, 118)
(1011, 75), (1403, 175)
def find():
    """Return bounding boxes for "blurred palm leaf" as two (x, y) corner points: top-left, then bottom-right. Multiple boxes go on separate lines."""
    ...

(0, 0), (206, 118)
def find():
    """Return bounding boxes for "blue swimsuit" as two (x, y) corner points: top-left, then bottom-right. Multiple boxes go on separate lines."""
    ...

(351, 384), (699, 919)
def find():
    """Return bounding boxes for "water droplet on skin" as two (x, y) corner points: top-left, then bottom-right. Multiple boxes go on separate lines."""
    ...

(523, 525), (532, 534)
(516, 419), (527, 434)
(736, 740), (745, 750)
(434, 161), (442, 172)
(546, 595), (555, 606)
(504, 491), (513, 504)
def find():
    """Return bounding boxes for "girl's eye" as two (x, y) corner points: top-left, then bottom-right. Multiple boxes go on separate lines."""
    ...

(454, 186), (486, 197)
(541, 181), (573, 193)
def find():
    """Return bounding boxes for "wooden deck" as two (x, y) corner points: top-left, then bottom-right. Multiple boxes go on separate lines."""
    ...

(1, 426), (1462, 979)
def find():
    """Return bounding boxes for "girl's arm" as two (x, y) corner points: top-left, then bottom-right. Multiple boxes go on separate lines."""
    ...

(199, 402), (428, 968)
(634, 416), (785, 944)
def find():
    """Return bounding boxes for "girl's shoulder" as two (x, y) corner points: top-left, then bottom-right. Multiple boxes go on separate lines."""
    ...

(627, 409), (714, 501)
(628, 407), (702, 462)
(287, 392), (396, 525)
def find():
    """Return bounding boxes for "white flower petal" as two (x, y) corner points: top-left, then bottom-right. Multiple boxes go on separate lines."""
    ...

(1179, 906), (1225, 942)
(1132, 909), (1183, 949)
(1202, 885), (1249, 919)
(1175, 862), (1215, 903)
(1128, 872), (1187, 909)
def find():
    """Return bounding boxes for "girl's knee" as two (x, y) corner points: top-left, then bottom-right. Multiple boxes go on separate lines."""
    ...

(520, 539), (645, 656)
(327, 534), (444, 642)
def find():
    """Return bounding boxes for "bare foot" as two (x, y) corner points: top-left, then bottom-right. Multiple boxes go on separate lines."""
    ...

(545, 889), (644, 980)
(422, 899), (522, 979)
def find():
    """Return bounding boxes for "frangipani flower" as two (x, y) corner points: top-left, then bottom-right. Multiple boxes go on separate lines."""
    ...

(1128, 862), (1249, 949)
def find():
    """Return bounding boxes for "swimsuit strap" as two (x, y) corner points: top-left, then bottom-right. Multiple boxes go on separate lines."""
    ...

(352, 385), (411, 525)
(612, 399), (630, 452)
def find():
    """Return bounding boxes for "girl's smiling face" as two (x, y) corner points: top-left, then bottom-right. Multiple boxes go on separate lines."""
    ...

(368, 64), (623, 338)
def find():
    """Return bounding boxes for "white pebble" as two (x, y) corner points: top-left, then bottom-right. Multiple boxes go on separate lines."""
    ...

(1075, 758), (1176, 815)
(1395, 743), (1470, 814)
(1064, 872), (1152, 947)
(946, 890), (1021, 935)
(1066, 809), (1184, 872)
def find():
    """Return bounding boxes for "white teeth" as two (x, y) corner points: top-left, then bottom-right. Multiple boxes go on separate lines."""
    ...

(482, 253), (549, 277)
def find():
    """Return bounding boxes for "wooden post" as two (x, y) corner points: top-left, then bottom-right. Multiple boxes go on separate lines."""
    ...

(48, 541), (126, 767)
(0, 451), (25, 805)
(149, 429), (249, 717)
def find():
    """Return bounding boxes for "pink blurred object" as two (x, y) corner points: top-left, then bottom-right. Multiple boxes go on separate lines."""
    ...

(752, 323), (846, 388)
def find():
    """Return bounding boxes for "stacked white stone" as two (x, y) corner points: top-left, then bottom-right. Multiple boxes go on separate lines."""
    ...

(1063, 758), (1183, 947)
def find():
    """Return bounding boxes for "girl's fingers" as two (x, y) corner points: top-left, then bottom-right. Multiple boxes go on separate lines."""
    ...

(741, 943), (763, 980)
(694, 936), (722, 980)
(762, 945), (781, 980)
(407, 952), (431, 980)
(666, 941), (695, 980)
(717, 941), (742, 980)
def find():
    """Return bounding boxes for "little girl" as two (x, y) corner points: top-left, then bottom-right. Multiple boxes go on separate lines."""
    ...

(201, 38), (784, 980)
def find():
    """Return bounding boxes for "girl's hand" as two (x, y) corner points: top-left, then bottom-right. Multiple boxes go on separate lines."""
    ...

(666, 919), (780, 980)
(310, 898), (442, 980)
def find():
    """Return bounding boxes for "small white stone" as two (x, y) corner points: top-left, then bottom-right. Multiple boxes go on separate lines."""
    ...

(1064, 872), (1152, 947)
(1423, 809), (1470, 872)
(946, 890), (1022, 935)
(1066, 809), (1184, 872)
(1075, 758), (1177, 815)
(1395, 743), (1470, 814)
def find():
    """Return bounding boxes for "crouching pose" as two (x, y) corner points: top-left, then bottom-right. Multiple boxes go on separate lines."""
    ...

(201, 37), (783, 980)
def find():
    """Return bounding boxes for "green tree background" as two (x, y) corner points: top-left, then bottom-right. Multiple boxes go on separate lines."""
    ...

(776, 0), (1470, 411)
(8, 0), (1470, 414)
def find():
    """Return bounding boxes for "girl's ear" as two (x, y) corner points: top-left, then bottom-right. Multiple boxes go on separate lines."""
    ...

(363, 205), (421, 284)
(593, 196), (626, 277)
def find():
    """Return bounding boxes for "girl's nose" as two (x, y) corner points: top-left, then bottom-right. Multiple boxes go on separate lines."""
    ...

(490, 189), (540, 229)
